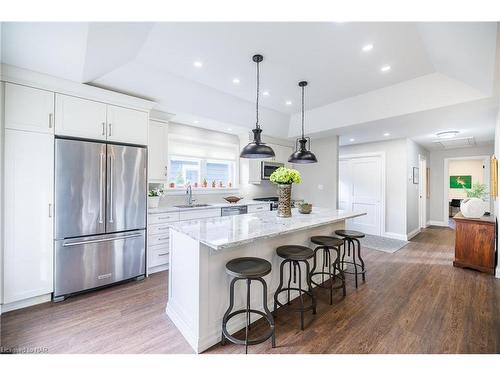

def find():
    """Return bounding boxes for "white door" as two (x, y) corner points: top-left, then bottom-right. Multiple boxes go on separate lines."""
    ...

(4, 129), (54, 303)
(148, 120), (169, 181)
(55, 93), (107, 140)
(107, 105), (148, 145)
(339, 156), (383, 235)
(4, 82), (55, 134)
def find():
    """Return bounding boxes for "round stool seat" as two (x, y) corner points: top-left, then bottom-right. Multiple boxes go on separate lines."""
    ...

(225, 257), (272, 278)
(310, 235), (344, 247)
(276, 245), (314, 261)
(335, 229), (365, 239)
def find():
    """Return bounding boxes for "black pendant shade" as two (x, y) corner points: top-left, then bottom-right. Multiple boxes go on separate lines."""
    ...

(240, 54), (275, 159)
(288, 81), (318, 164)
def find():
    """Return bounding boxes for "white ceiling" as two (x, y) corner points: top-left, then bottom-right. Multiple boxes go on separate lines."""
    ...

(1, 21), (498, 149)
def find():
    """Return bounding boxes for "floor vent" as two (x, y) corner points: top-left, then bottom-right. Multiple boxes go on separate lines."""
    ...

(432, 136), (476, 149)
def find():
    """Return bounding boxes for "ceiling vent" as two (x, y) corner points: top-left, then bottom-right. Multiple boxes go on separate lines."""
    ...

(433, 136), (476, 149)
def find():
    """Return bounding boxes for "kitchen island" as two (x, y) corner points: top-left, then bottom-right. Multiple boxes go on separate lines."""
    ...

(166, 207), (365, 353)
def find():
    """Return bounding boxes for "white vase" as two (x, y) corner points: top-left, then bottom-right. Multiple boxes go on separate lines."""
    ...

(149, 196), (160, 209)
(460, 198), (486, 218)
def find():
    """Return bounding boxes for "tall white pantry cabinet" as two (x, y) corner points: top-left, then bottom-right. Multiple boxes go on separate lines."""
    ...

(1, 73), (152, 311)
(3, 82), (55, 304)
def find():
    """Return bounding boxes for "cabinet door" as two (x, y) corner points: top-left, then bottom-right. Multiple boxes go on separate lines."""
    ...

(4, 83), (55, 134)
(107, 105), (148, 145)
(4, 130), (54, 303)
(55, 94), (107, 140)
(148, 120), (169, 181)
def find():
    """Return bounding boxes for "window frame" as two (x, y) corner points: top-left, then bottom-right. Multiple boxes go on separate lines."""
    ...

(165, 154), (239, 194)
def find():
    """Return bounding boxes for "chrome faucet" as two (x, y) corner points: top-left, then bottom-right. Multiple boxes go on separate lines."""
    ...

(186, 184), (193, 206)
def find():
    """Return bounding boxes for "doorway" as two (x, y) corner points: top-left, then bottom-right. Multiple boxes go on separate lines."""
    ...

(443, 155), (490, 226)
(339, 153), (385, 236)
(418, 155), (427, 229)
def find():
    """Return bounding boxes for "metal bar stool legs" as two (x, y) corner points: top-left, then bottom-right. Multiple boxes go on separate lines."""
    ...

(339, 236), (366, 288)
(310, 245), (346, 304)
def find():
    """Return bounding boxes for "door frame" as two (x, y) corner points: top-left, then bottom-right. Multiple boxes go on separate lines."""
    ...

(443, 155), (491, 224)
(339, 152), (386, 236)
(418, 155), (427, 229)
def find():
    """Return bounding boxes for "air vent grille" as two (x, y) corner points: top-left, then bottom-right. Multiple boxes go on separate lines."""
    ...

(433, 136), (476, 149)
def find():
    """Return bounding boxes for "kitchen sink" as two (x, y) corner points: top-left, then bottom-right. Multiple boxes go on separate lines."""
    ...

(174, 204), (212, 208)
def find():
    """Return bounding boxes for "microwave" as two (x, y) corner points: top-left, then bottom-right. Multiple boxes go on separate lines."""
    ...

(261, 161), (284, 180)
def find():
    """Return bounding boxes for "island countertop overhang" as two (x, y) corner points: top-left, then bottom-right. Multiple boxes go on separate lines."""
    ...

(167, 208), (366, 250)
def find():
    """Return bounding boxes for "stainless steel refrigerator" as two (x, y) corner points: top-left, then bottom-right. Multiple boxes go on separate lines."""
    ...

(54, 138), (147, 301)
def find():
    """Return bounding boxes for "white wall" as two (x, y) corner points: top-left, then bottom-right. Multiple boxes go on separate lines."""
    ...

(340, 138), (407, 238)
(429, 144), (494, 224)
(494, 98), (500, 278)
(406, 139), (430, 235)
(293, 136), (339, 209)
(448, 159), (485, 199)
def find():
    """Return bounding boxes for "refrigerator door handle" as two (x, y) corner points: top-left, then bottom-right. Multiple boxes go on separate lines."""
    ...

(99, 152), (105, 224)
(62, 233), (143, 247)
(108, 153), (114, 224)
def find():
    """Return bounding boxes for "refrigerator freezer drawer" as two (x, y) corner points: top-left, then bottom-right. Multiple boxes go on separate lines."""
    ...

(54, 231), (145, 298)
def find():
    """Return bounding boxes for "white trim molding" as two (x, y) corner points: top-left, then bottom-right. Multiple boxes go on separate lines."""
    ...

(406, 228), (421, 241)
(1, 293), (52, 313)
(383, 232), (408, 241)
(427, 220), (449, 227)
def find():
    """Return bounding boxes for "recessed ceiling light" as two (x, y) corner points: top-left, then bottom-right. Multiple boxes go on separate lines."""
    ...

(383, 132), (390, 137)
(381, 65), (391, 72)
(227, 128), (233, 131)
(436, 130), (459, 139)
(285, 100), (292, 106)
(232, 78), (240, 84)
(262, 91), (270, 96)
(362, 44), (374, 52)
(349, 138), (355, 142)
(193, 120), (200, 124)
(193, 61), (203, 68)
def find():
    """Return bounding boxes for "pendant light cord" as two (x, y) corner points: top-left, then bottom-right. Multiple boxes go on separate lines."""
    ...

(301, 85), (305, 139)
(256, 60), (260, 129)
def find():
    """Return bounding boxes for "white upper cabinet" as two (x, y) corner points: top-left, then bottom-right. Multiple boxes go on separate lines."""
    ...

(107, 105), (148, 145)
(4, 129), (54, 304)
(55, 94), (107, 140)
(4, 83), (55, 134)
(148, 120), (169, 181)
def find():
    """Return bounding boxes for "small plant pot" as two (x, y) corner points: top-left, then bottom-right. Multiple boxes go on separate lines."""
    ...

(298, 203), (312, 214)
(149, 196), (160, 209)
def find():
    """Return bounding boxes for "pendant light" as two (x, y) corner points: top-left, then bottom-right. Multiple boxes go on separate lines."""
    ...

(288, 81), (318, 164)
(240, 54), (275, 159)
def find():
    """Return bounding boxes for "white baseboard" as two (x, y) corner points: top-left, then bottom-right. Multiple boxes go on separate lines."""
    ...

(406, 228), (421, 241)
(427, 220), (449, 227)
(1, 293), (52, 313)
(383, 232), (407, 241)
(496, 266), (500, 279)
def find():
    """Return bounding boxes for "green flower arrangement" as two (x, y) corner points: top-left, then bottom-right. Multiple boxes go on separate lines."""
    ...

(269, 167), (302, 185)
(464, 182), (488, 199)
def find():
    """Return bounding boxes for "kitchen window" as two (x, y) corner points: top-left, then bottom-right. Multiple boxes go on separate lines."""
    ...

(166, 123), (240, 191)
(168, 156), (236, 188)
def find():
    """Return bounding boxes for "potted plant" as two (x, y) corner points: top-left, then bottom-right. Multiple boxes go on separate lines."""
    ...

(148, 188), (164, 208)
(212, 180), (217, 188)
(460, 183), (488, 218)
(194, 182), (199, 188)
(297, 201), (312, 214)
(169, 182), (175, 188)
(269, 167), (302, 217)
(202, 178), (208, 188)
(219, 181), (224, 188)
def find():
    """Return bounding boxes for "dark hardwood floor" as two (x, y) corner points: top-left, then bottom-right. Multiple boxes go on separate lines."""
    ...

(1, 226), (499, 354)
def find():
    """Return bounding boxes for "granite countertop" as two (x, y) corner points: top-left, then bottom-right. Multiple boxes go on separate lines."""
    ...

(168, 207), (366, 250)
(148, 199), (268, 214)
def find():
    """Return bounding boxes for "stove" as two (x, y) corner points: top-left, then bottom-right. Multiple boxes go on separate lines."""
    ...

(253, 197), (279, 211)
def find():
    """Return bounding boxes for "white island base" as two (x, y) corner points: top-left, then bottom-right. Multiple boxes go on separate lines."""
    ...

(165, 208), (365, 353)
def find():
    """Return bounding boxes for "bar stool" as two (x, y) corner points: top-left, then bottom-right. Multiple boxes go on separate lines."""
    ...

(273, 245), (316, 330)
(221, 257), (276, 354)
(334, 229), (366, 288)
(309, 236), (346, 304)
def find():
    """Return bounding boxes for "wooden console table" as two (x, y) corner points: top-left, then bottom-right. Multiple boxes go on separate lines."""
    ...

(452, 213), (497, 274)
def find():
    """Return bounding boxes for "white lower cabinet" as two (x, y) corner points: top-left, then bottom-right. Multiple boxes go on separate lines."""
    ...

(3, 129), (54, 304)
